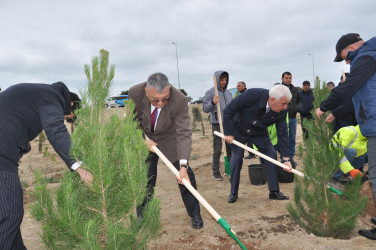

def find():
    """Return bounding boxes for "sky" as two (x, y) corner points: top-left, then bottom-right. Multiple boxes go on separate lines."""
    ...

(0, 0), (375, 100)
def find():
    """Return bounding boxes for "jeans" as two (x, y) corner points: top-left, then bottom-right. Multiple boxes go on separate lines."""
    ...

(289, 118), (297, 160)
(333, 148), (368, 179)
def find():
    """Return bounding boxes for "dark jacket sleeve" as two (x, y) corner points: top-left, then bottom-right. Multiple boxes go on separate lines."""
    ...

(39, 99), (76, 169)
(320, 56), (376, 112)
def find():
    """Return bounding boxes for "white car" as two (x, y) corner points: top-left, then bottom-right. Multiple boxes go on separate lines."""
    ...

(105, 97), (121, 108)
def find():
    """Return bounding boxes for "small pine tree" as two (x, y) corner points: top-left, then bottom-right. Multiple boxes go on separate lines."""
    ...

(192, 107), (205, 135)
(32, 49), (160, 248)
(288, 77), (367, 238)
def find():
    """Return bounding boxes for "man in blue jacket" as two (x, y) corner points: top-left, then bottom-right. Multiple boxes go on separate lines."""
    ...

(223, 84), (293, 203)
(315, 33), (376, 240)
(0, 82), (92, 249)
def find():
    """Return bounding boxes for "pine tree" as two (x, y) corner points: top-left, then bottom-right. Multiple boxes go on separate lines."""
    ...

(287, 77), (367, 238)
(32, 49), (160, 249)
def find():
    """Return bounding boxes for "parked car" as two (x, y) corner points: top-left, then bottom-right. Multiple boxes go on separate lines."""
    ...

(191, 97), (203, 104)
(105, 95), (128, 108)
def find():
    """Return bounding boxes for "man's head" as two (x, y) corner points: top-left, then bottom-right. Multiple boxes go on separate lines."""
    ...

(64, 92), (81, 123)
(334, 33), (363, 63)
(237, 81), (246, 93)
(268, 84), (292, 113)
(302, 80), (311, 92)
(326, 81), (335, 90)
(144, 72), (171, 108)
(281, 72), (292, 85)
(219, 72), (228, 90)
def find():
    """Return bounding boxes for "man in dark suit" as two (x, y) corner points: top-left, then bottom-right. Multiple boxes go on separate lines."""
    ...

(0, 82), (92, 249)
(128, 72), (203, 229)
(223, 84), (293, 203)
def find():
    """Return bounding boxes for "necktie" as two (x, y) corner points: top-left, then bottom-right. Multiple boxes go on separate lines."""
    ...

(151, 108), (158, 131)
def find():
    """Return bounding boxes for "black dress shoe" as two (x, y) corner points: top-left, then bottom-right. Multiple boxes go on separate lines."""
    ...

(228, 194), (238, 203)
(269, 191), (289, 200)
(358, 228), (376, 240)
(371, 217), (376, 226)
(191, 214), (203, 229)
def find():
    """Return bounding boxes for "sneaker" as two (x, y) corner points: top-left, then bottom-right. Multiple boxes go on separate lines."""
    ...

(213, 172), (223, 181)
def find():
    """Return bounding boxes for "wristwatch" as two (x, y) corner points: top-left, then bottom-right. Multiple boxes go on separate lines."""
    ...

(281, 159), (290, 163)
(180, 164), (189, 169)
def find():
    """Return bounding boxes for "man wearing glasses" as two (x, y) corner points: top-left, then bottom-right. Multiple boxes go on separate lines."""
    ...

(128, 72), (203, 229)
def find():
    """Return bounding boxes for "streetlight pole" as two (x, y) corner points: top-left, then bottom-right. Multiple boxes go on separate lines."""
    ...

(172, 42), (181, 90)
(308, 53), (315, 85)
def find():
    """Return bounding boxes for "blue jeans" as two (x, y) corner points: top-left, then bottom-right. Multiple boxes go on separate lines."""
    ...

(333, 148), (368, 179)
(289, 118), (297, 160)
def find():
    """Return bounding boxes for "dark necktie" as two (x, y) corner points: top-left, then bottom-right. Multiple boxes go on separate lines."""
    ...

(151, 108), (158, 131)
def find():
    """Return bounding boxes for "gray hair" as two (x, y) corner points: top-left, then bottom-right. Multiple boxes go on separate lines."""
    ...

(146, 72), (171, 92)
(269, 84), (292, 101)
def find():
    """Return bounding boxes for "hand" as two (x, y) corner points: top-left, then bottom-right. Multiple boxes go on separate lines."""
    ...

(282, 159), (292, 173)
(315, 108), (325, 120)
(349, 169), (363, 178)
(145, 140), (158, 153)
(76, 168), (93, 186)
(224, 135), (234, 144)
(325, 113), (335, 123)
(213, 95), (220, 105)
(176, 166), (191, 185)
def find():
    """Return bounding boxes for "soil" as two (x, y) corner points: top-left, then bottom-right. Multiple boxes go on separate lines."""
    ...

(20, 105), (376, 249)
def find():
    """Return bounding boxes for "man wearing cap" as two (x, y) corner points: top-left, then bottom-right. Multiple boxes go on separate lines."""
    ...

(299, 81), (314, 139)
(315, 33), (376, 240)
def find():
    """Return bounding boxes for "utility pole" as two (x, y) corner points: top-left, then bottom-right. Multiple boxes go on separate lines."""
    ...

(172, 42), (181, 89)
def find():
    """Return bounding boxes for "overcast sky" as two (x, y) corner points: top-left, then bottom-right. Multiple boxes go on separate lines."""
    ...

(0, 0), (375, 99)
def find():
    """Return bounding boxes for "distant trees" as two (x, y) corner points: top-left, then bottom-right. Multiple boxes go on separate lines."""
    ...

(120, 90), (128, 95)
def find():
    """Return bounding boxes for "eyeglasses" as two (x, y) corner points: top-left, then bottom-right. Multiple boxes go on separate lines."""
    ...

(146, 90), (170, 104)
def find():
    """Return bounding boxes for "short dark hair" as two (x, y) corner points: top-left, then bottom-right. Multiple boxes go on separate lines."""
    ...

(282, 72), (292, 78)
(326, 82), (335, 88)
(238, 81), (246, 87)
(220, 72), (228, 80)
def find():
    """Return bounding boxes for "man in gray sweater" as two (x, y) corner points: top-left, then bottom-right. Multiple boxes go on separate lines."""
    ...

(203, 71), (233, 180)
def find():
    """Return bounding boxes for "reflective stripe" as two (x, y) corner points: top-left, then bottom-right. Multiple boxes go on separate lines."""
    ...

(339, 157), (347, 164)
(347, 126), (358, 148)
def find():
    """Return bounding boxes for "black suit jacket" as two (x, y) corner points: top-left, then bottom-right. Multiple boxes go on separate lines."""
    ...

(223, 88), (290, 157)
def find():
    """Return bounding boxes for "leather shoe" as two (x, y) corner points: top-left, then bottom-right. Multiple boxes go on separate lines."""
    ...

(371, 217), (376, 226)
(228, 194), (238, 203)
(191, 214), (203, 229)
(358, 228), (376, 240)
(269, 191), (289, 200)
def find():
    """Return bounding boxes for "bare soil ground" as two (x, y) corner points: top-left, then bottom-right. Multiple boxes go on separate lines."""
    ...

(20, 105), (376, 249)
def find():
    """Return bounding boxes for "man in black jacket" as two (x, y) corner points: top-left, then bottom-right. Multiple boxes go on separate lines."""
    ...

(299, 81), (314, 139)
(0, 82), (92, 249)
(223, 85), (293, 203)
(281, 72), (301, 167)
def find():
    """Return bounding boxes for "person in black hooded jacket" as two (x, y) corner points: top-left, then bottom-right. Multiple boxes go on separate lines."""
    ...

(0, 82), (92, 249)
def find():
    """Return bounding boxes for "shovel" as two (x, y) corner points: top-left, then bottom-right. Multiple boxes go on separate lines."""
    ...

(145, 136), (247, 249)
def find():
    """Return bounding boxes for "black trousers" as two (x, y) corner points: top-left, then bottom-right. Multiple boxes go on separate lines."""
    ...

(212, 124), (232, 174)
(137, 152), (201, 218)
(0, 170), (26, 250)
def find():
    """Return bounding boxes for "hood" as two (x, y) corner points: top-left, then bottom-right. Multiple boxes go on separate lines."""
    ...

(51, 81), (71, 115)
(214, 70), (229, 91)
